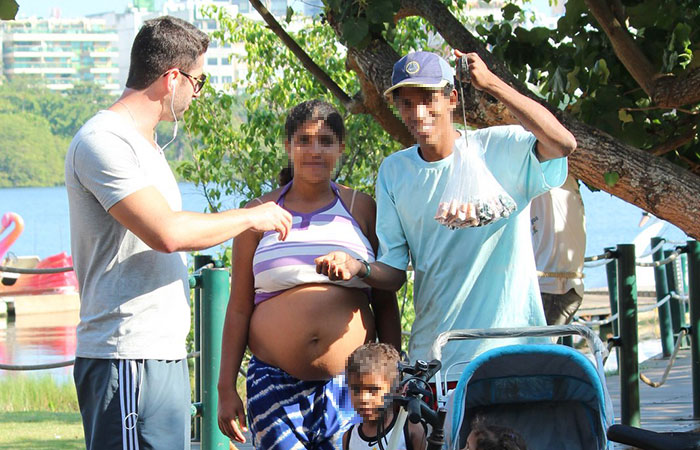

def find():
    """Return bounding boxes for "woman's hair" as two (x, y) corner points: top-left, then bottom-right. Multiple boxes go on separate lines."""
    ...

(468, 415), (527, 450)
(346, 343), (400, 384)
(126, 16), (209, 90)
(278, 100), (345, 186)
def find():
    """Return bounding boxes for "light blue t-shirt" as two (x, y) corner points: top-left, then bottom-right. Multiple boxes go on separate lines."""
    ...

(376, 125), (567, 379)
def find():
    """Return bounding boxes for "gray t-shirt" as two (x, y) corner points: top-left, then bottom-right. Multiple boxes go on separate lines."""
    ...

(65, 110), (190, 360)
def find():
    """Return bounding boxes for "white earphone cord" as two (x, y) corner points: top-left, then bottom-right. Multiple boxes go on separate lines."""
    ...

(159, 81), (178, 152)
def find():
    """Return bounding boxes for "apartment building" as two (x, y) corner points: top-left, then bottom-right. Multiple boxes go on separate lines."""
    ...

(1, 17), (119, 92)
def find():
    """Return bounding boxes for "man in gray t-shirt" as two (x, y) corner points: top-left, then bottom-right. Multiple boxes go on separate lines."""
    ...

(65, 16), (292, 450)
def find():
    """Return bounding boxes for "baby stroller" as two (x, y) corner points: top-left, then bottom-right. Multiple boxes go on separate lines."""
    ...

(429, 324), (614, 450)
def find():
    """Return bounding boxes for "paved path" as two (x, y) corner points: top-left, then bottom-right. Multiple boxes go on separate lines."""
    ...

(607, 348), (700, 448)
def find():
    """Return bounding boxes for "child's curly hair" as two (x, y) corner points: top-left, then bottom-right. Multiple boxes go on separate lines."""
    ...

(469, 415), (527, 450)
(346, 342), (400, 383)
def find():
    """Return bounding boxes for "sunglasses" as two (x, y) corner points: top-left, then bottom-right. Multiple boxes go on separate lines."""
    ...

(177, 69), (207, 93)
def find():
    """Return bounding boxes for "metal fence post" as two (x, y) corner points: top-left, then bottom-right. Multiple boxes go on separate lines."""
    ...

(201, 266), (231, 449)
(617, 244), (640, 427)
(687, 241), (700, 417)
(605, 247), (620, 371)
(605, 247), (620, 338)
(652, 237), (673, 357)
(681, 253), (689, 294)
(192, 255), (213, 442)
(666, 249), (687, 345)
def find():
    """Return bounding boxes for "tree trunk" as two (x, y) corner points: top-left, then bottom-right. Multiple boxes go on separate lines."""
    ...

(565, 118), (700, 240)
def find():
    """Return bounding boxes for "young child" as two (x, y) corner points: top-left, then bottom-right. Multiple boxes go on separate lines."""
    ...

(464, 415), (527, 450)
(344, 343), (426, 450)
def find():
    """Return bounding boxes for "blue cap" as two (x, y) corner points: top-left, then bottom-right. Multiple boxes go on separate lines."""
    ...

(384, 51), (454, 97)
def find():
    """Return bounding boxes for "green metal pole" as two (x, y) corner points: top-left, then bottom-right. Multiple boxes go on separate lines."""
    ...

(605, 247), (620, 372)
(682, 253), (689, 294)
(201, 265), (231, 449)
(193, 255), (213, 442)
(687, 241), (700, 417)
(605, 247), (620, 338)
(617, 244), (640, 427)
(666, 249), (687, 345)
(652, 237), (673, 357)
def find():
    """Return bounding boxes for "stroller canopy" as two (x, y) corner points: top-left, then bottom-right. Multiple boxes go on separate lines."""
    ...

(448, 344), (612, 450)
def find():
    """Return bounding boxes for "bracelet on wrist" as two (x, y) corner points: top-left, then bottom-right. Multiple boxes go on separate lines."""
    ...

(356, 258), (371, 280)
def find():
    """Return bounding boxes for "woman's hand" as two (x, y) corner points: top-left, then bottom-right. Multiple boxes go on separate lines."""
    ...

(315, 251), (363, 280)
(217, 387), (248, 443)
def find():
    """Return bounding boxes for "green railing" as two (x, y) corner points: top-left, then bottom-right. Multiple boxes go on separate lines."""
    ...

(597, 239), (698, 427)
(189, 258), (230, 449)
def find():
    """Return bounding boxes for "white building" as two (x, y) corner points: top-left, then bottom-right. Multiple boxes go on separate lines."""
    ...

(92, 0), (259, 91)
(1, 17), (119, 92)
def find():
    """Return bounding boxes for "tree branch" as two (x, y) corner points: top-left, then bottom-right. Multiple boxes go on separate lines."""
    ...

(584, 0), (700, 108)
(247, 0), (363, 113)
(583, 0), (657, 96)
(346, 46), (414, 145)
(651, 125), (697, 156)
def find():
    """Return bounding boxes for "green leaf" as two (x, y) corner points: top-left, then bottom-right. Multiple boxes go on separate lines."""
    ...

(603, 171), (620, 188)
(0, 0), (18, 20)
(502, 3), (521, 21)
(366, 0), (395, 24)
(618, 108), (634, 123)
(566, 68), (580, 93)
(672, 22), (692, 48)
(342, 18), (369, 47)
(285, 6), (294, 24)
(592, 58), (610, 85)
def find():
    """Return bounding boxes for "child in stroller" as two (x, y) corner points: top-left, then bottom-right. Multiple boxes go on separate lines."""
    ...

(390, 325), (614, 450)
(465, 415), (527, 450)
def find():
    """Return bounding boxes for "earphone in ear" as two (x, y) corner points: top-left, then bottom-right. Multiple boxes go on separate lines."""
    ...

(170, 80), (175, 90)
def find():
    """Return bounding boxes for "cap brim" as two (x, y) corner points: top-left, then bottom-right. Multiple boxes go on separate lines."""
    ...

(384, 79), (449, 97)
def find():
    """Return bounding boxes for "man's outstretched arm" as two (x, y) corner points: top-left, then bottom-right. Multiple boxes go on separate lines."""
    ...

(109, 186), (292, 253)
(454, 49), (577, 162)
(315, 251), (407, 292)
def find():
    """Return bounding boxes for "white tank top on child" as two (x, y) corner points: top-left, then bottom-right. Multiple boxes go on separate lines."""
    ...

(345, 420), (410, 450)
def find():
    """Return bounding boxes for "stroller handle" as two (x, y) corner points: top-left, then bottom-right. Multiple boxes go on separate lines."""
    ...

(430, 324), (608, 371)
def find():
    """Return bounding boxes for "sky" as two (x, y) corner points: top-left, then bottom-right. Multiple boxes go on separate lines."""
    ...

(15, 0), (555, 19)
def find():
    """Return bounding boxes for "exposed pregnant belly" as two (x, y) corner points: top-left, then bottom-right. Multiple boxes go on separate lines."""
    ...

(249, 284), (375, 380)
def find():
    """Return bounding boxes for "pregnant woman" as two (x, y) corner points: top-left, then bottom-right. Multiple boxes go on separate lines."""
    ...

(217, 100), (401, 449)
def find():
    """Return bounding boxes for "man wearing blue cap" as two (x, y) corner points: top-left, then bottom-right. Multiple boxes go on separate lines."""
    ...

(317, 50), (576, 380)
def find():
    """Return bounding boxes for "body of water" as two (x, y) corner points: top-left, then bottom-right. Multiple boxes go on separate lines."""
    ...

(0, 182), (689, 287)
(0, 182), (691, 382)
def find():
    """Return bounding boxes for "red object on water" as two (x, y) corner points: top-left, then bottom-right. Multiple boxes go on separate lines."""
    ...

(1, 252), (78, 295)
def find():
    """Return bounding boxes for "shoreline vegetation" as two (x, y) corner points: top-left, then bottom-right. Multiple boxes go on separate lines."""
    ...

(0, 79), (193, 189)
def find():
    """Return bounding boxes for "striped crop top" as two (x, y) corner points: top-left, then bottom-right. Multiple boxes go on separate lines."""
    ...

(252, 182), (375, 305)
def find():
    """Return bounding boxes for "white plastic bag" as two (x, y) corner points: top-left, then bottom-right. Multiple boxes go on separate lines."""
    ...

(435, 133), (516, 229)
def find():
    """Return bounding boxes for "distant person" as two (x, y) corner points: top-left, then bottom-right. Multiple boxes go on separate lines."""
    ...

(530, 174), (586, 325)
(315, 49), (576, 380)
(343, 343), (426, 450)
(65, 16), (291, 450)
(216, 100), (401, 450)
(464, 415), (527, 450)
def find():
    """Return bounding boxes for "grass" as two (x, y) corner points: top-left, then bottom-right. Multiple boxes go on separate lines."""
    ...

(0, 411), (83, 449)
(0, 376), (78, 413)
(0, 376), (83, 449)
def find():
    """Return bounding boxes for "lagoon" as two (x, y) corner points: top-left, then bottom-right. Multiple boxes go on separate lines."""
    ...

(0, 182), (690, 288)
